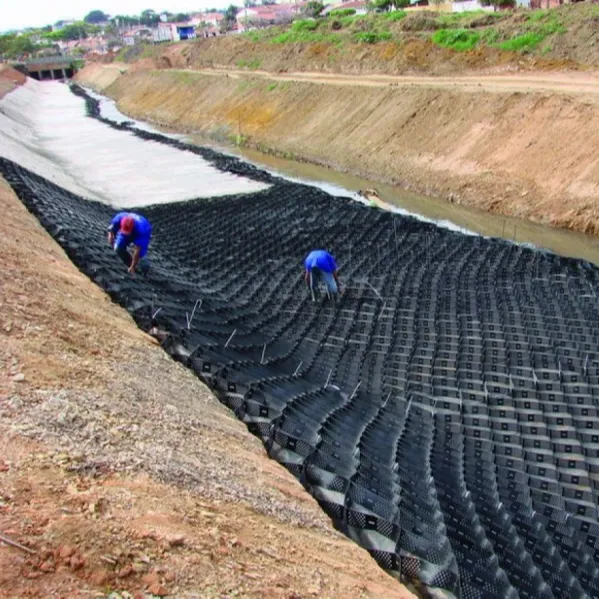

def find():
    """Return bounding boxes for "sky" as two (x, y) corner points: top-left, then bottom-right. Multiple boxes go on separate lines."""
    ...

(1, 0), (234, 31)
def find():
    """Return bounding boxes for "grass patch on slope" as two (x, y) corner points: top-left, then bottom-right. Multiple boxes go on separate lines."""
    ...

(432, 29), (480, 51)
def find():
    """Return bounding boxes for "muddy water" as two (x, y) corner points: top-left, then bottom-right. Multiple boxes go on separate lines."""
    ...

(198, 143), (599, 266)
(88, 87), (599, 265)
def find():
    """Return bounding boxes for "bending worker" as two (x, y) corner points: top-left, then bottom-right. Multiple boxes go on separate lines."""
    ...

(107, 212), (152, 274)
(304, 249), (341, 301)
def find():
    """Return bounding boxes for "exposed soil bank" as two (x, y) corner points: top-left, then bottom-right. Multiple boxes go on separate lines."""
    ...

(79, 63), (599, 237)
(0, 172), (411, 597)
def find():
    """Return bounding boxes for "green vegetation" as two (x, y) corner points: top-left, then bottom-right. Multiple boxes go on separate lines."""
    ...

(355, 31), (392, 44)
(432, 29), (480, 51)
(291, 19), (320, 31)
(232, 4), (589, 61)
(266, 82), (278, 91)
(237, 58), (262, 69)
(380, 10), (407, 22)
(329, 8), (356, 17)
(497, 32), (544, 52)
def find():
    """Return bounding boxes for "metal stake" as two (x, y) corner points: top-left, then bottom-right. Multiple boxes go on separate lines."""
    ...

(293, 361), (303, 377)
(188, 299), (202, 329)
(325, 369), (333, 388)
(349, 381), (361, 400)
(224, 329), (237, 348)
(261, 343), (267, 365)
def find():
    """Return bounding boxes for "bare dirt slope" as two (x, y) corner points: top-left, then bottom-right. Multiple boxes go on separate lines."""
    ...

(0, 177), (412, 598)
(79, 64), (599, 236)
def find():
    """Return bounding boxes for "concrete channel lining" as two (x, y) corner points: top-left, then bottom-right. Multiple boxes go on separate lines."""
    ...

(4, 83), (599, 599)
(0, 78), (270, 206)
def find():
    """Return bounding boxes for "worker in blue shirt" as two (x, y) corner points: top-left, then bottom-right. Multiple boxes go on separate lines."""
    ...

(107, 212), (152, 274)
(304, 249), (341, 301)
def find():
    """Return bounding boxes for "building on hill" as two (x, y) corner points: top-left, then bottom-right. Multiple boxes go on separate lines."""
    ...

(52, 19), (76, 32)
(190, 12), (224, 27)
(236, 3), (304, 31)
(150, 22), (196, 42)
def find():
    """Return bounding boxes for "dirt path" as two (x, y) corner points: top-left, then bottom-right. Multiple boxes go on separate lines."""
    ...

(189, 67), (599, 99)
(0, 175), (412, 598)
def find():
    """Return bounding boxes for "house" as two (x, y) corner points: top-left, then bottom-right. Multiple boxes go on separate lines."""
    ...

(236, 3), (303, 31)
(190, 12), (223, 28)
(57, 37), (110, 55)
(52, 19), (75, 32)
(530, 0), (577, 8)
(452, 0), (496, 12)
(404, 0), (453, 12)
(151, 22), (196, 41)
(152, 25), (173, 43)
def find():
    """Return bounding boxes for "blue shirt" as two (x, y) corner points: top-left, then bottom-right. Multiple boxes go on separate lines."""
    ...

(304, 250), (337, 274)
(108, 212), (152, 258)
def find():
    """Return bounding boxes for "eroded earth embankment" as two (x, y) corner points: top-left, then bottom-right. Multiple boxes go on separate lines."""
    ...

(4, 82), (599, 599)
(78, 63), (599, 237)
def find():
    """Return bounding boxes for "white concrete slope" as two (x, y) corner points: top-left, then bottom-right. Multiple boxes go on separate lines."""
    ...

(0, 79), (269, 206)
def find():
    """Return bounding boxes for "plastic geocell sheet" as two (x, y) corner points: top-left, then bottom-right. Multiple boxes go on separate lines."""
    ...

(3, 84), (599, 599)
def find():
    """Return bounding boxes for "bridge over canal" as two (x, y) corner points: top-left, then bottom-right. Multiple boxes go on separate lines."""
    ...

(18, 57), (81, 80)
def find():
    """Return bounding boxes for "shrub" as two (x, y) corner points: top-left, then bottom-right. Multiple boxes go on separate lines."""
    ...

(498, 32), (544, 52)
(432, 28), (480, 51)
(354, 31), (392, 43)
(329, 8), (356, 16)
(291, 18), (319, 31)
(400, 13), (440, 31)
(303, 1), (325, 17)
(480, 28), (499, 44)
(381, 10), (407, 22)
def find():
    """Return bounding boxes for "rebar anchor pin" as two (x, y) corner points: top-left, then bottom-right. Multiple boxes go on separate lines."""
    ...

(224, 329), (237, 348)
(260, 343), (267, 365)
(186, 299), (202, 330)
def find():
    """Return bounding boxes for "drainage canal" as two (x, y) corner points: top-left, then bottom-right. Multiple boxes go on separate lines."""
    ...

(2, 84), (599, 599)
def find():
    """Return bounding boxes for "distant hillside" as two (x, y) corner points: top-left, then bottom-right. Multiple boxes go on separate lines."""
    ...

(114, 4), (599, 75)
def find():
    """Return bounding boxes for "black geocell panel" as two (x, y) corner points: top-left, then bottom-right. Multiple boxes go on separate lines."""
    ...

(3, 86), (599, 599)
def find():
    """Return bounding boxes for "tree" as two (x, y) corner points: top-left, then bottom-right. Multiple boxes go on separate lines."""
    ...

(84, 10), (109, 23)
(0, 33), (35, 58)
(42, 22), (93, 42)
(221, 3), (238, 31)
(173, 13), (190, 22)
(303, 1), (324, 17)
(262, 0), (277, 4)
(140, 9), (160, 26)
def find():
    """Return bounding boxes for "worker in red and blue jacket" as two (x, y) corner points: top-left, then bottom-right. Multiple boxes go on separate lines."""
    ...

(107, 212), (152, 274)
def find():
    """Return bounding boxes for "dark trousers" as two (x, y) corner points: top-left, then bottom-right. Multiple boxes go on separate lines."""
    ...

(115, 245), (150, 274)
